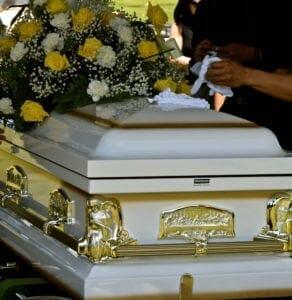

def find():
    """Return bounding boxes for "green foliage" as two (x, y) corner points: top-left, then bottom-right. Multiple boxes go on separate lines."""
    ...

(53, 75), (92, 113)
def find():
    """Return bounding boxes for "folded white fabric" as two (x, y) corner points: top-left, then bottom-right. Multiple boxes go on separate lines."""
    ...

(190, 54), (233, 97)
(150, 88), (210, 111)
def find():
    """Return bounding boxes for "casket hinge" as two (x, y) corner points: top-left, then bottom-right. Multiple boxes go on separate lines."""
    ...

(77, 196), (136, 262)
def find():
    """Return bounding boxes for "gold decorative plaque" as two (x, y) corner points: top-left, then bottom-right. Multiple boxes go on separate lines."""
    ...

(78, 196), (135, 262)
(159, 205), (235, 241)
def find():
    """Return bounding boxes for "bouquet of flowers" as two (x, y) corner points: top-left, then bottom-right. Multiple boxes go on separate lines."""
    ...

(0, 0), (190, 131)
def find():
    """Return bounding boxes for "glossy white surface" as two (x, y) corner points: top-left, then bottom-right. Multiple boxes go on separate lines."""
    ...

(1, 208), (292, 300)
(3, 103), (289, 180)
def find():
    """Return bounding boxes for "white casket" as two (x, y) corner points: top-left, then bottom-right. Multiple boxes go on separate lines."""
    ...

(1, 99), (292, 299)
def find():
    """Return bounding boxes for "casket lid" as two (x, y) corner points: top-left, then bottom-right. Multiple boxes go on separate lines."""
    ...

(4, 99), (288, 180)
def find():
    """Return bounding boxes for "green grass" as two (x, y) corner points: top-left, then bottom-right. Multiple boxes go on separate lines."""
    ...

(114, 0), (177, 22)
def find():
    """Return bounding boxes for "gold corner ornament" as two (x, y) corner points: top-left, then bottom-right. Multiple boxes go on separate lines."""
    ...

(78, 196), (136, 262)
(6, 165), (28, 196)
(158, 205), (235, 242)
(256, 191), (292, 250)
(1, 165), (29, 206)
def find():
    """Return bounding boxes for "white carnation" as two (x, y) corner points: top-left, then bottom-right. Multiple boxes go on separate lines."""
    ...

(0, 98), (14, 114)
(33, 0), (47, 7)
(110, 16), (129, 30)
(117, 26), (133, 44)
(50, 13), (70, 30)
(87, 80), (109, 102)
(10, 42), (28, 62)
(96, 46), (116, 68)
(42, 33), (64, 53)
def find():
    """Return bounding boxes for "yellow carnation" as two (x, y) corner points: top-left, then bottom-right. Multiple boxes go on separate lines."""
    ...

(147, 1), (168, 33)
(154, 77), (177, 92)
(78, 38), (103, 60)
(17, 20), (42, 41)
(0, 37), (16, 54)
(20, 100), (49, 122)
(46, 0), (68, 14)
(45, 51), (70, 71)
(177, 81), (191, 95)
(72, 7), (94, 31)
(137, 40), (159, 61)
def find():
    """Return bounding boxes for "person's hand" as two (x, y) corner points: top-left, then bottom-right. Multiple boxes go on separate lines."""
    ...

(0, 128), (5, 144)
(217, 43), (254, 63)
(206, 59), (249, 88)
(194, 39), (215, 61)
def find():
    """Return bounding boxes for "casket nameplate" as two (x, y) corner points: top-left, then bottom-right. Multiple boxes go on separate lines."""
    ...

(158, 205), (235, 241)
(255, 192), (292, 250)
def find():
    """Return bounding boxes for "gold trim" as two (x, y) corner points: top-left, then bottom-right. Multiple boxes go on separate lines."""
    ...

(158, 205), (235, 242)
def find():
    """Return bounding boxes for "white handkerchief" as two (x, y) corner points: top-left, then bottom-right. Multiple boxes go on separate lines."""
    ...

(150, 89), (210, 111)
(191, 54), (233, 97)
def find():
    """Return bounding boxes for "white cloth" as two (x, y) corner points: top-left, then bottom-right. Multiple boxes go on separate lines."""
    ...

(191, 54), (233, 97)
(150, 89), (210, 111)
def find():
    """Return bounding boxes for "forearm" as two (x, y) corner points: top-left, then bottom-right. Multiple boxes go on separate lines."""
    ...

(244, 68), (292, 101)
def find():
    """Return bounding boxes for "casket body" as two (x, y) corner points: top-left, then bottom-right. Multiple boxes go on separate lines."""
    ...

(1, 102), (292, 299)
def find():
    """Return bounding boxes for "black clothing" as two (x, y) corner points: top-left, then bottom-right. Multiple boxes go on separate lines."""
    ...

(181, 25), (193, 57)
(192, 0), (291, 70)
(191, 0), (292, 149)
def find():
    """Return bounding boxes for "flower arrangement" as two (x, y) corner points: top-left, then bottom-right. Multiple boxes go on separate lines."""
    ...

(0, 0), (189, 131)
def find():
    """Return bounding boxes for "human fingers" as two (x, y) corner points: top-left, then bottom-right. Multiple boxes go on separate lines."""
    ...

(194, 40), (214, 60)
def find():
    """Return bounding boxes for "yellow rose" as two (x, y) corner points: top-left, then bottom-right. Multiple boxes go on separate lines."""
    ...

(20, 100), (49, 122)
(72, 7), (94, 31)
(154, 77), (177, 92)
(137, 40), (159, 61)
(17, 20), (42, 41)
(0, 37), (16, 54)
(177, 81), (191, 95)
(46, 0), (68, 14)
(147, 1), (168, 33)
(45, 51), (70, 71)
(78, 38), (103, 60)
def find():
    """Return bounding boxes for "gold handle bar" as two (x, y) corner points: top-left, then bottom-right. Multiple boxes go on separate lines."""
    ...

(115, 240), (284, 257)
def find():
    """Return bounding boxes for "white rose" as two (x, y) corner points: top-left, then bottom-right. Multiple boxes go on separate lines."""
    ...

(117, 26), (133, 44)
(10, 42), (28, 62)
(96, 46), (116, 68)
(33, 0), (47, 7)
(50, 13), (70, 30)
(0, 97), (14, 114)
(87, 80), (109, 102)
(110, 16), (129, 30)
(42, 33), (64, 53)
